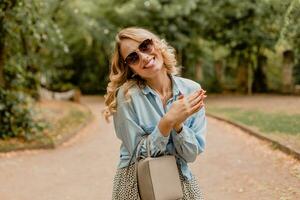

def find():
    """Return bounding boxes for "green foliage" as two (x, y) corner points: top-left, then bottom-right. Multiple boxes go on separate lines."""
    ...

(281, 0), (300, 54)
(42, 65), (75, 92)
(1, 0), (72, 94)
(0, 88), (46, 140)
(195, 0), (291, 93)
(280, 0), (300, 84)
(0, 0), (61, 139)
(49, 0), (117, 93)
(1, 0), (300, 140)
(1, 0), (298, 95)
(93, 0), (294, 93)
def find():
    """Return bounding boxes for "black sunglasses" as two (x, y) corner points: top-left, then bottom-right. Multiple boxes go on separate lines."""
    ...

(123, 39), (154, 66)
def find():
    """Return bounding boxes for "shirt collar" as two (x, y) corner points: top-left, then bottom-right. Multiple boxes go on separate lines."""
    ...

(141, 74), (182, 97)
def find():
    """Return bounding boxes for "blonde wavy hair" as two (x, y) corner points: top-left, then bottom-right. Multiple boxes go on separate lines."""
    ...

(102, 27), (180, 122)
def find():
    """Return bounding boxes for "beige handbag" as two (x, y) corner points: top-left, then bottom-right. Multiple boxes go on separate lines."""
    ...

(127, 135), (183, 200)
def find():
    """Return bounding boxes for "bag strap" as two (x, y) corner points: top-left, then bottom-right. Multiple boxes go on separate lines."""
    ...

(125, 135), (148, 176)
(125, 135), (149, 199)
(126, 132), (183, 176)
(145, 135), (151, 157)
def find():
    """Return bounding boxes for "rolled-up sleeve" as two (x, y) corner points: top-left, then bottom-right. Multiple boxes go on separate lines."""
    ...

(172, 106), (207, 163)
(113, 88), (169, 158)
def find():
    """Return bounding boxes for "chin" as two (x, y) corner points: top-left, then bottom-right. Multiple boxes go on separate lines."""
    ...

(151, 63), (163, 72)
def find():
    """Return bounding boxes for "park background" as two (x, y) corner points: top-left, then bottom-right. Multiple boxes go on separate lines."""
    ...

(0, 0), (300, 199)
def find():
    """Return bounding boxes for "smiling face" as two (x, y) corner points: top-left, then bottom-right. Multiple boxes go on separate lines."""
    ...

(119, 38), (165, 80)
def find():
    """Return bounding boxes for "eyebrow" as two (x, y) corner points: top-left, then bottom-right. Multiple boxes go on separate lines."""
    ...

(124, 47), (138, 59)
(121, 39), (141, 58)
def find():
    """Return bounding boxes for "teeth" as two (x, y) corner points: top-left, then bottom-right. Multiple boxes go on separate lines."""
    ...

(145, 58), (154, 68)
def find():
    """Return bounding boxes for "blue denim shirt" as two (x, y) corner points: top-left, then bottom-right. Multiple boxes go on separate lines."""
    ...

(113, 74), (207, 180)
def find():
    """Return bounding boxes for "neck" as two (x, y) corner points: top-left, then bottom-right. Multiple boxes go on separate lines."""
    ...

(145, 71), (172, 96)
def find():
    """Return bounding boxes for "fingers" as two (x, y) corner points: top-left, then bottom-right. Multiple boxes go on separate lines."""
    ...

(170, 90), (206, 125)
(188, 89), (207, 107)
(190, 99), (205, 113)
(189, 93), (202, 107)
(190, 90), (207, 114)
(176, 89), (207, 116)
(187, 90), (202, 102)
(187, 89), (206, 102)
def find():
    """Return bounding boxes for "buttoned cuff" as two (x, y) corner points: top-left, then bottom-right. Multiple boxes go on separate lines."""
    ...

(172, 125), (194, 145)
(150, 126), (170, 151)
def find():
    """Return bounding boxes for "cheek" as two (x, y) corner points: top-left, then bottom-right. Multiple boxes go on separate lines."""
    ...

(155, 52), (164, 65)
(154, 49), (163, 62)
(129, 66), (137, 73)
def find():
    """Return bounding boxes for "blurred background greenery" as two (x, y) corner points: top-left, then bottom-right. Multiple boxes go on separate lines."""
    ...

(0, 0), (299, 140)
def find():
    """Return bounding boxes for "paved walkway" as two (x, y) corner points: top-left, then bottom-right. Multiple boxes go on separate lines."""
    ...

(0, 96), (299, 200)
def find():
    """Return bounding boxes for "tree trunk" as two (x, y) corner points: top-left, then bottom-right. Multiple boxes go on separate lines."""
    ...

(195, 59), (203, 82)
(214, 59), (224, 90)
(0, 44), (4, 88)
(0, 13), (5, 88)
(282, 50), (294, 93)
(236, 57), (248, 93)
(252, 54), (268, 93)
(247, 63), (252, 95)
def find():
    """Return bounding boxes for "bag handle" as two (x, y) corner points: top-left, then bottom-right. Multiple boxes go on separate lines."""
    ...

(126, 135), (148, 176)
(136, 135), (151, 159)
(126, 131), (183, 176)
(125, 134), (181, 199)
(125, 135), (149, 199)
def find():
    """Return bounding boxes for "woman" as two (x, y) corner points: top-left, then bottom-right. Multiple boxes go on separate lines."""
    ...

(103, 27), (207, 200)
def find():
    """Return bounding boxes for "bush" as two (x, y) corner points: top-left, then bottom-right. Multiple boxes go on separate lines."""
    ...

(0, 88), (46, 140)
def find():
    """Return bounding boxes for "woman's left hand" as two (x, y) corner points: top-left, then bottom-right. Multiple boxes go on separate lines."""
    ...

(173, 89), (207, 132)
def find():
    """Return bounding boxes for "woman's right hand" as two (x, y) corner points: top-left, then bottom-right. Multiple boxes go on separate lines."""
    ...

(165, 89), (206, 128)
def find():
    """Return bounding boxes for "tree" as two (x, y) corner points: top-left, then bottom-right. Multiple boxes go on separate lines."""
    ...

(0, 0), (67, 139)
(281, 0), (300, 85)
(190, 0), (291, 94)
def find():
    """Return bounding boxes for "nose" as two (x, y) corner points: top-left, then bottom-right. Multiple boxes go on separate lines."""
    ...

(138, 51), (151, 64)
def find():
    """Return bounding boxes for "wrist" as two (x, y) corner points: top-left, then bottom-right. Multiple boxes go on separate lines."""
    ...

(174, 123), (183, 133)
(158, 114), (174, 137)
(164, 113), (176, 127)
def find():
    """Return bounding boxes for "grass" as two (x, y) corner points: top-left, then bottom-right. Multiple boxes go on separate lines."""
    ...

(44, 108), (92, 146)
(207, 107), (300, 135)
(207, 107), (300, 154)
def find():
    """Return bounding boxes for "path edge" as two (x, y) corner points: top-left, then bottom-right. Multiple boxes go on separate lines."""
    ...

(0, 102), (94, 153)
(207, 112), (300, 161)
